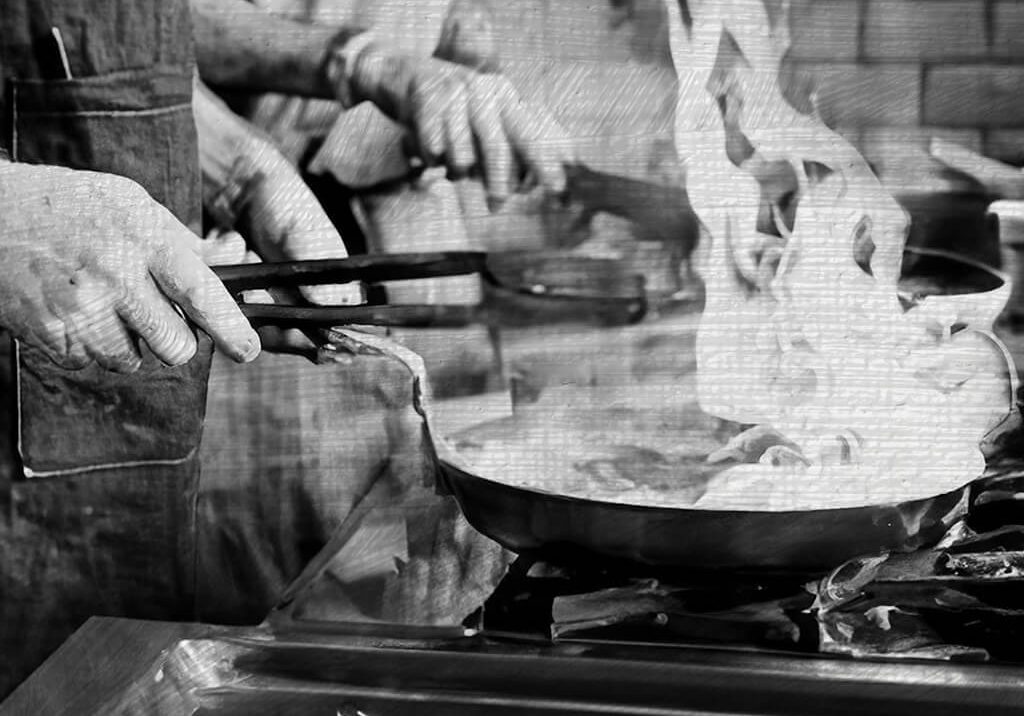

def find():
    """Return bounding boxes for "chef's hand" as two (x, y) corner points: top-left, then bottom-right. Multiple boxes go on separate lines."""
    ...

(330, 38), (575, 204)
(195, 82), (361, 357)
(0, 162), (260, 373)
(195, 81), (361, 308)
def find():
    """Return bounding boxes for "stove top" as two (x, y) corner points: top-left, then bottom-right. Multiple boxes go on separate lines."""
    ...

(474, 483), (1024, 664)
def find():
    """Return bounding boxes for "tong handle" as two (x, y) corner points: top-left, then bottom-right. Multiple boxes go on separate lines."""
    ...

(239, 303), (480, 329)
(212, 251), (488, 294)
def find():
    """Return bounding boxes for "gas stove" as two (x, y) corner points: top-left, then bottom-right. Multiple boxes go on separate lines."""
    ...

(473, 471), (1024, 665)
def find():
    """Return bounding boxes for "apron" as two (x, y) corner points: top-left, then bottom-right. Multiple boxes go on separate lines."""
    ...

(0, 0), (211, 698)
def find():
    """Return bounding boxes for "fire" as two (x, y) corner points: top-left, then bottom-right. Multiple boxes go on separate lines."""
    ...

(664, 0), (1018, 509)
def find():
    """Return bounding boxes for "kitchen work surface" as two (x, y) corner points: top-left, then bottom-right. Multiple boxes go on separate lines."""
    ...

(5, 615), (1024, 716)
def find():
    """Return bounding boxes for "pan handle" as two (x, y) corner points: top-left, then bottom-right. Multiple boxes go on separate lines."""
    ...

(212, 251), (489, 294)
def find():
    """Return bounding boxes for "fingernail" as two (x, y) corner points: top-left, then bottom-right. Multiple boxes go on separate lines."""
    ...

(241, 332), (261, 362)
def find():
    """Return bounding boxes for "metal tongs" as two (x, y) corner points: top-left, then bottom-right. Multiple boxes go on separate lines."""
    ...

(213, 251), (489, 329)
(212, 250), (648, 330)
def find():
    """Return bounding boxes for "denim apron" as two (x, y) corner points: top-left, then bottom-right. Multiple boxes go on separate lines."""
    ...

(0, 0), (212, 697)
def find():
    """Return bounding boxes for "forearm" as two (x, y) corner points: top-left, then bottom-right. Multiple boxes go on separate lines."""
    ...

(190, 0), (468, 101)
(191, 0), (346, 98)
(194, 80), (281, 226)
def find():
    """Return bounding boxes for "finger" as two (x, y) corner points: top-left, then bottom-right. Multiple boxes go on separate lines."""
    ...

(414, 94), (449, 165)
(468, 89), (513, 203)
(496, 84), (573, 194)
(242, 288), (276, 305)
(259, 219), (362, 306)
(149, 215), (260, 363)
(443, 86), (475, 175)
(243, 166), (363, 306)
(302, 282), (364, 307)
(79, 307), (144, 374)
(43, 276), (139, 371)
(29, 319), (91, 371)
(16, 291), (90, 370)
(201, 229), (249, 267)
(117, 274), (200, 367)
(61, 277), (141, 373)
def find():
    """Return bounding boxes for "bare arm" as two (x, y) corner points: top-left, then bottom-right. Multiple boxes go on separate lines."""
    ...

(190, 0), (349, 98)
(189, 0), (572, 198)
(193, 80), (359, 306)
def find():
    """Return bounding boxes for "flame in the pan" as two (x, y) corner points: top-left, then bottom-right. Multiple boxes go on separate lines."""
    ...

(664, 0), (1017, 508)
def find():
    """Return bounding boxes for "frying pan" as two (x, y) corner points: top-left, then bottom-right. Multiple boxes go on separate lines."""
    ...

(434, 248), (1022, 575)
(437, 457), (973, 574)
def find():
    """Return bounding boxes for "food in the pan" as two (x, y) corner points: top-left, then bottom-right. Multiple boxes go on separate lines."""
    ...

(451, 343), (1009, 512)
(451, 378), (731, 508)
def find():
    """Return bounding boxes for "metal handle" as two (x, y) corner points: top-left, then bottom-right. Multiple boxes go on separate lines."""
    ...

(238, 303), (481, 329)
(212, 251), (488, 294)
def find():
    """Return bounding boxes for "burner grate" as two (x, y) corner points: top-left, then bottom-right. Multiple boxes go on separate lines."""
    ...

(476, 481), (1024, 663)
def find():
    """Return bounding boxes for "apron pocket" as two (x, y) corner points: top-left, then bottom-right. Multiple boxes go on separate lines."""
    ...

(10, 69), (201, 228)
(16, 339), (213, 477)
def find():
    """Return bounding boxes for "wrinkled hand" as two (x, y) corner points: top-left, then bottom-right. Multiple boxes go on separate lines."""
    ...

(229, 146), (361, 307)
(338, 41), (575, 202)
(0, 163), (260, 372)
(195, 81), (361, 307)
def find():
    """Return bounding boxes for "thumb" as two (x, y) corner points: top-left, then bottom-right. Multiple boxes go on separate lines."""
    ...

(201, 229), (249, 267)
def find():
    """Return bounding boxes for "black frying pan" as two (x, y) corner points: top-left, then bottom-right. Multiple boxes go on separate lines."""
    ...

(434, 248), (1021, 574)
(437, 456), (973, 574)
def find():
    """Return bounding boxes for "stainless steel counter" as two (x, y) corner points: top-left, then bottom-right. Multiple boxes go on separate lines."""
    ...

(5, 617), (1024, 715)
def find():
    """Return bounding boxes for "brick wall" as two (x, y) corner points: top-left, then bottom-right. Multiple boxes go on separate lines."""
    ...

(488, 0), (1024, 175)
(784, 0), (1024, 165)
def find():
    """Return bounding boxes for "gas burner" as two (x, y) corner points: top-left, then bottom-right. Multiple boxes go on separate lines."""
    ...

(476, 482), (1024, 664)
(478, 555), (819, 652)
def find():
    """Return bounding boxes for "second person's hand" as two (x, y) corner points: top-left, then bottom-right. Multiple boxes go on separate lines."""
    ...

(195, 81), (362, 308)
(330, 39), (576, 204)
